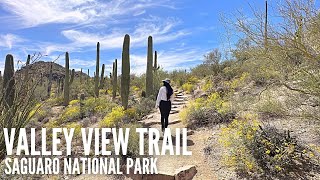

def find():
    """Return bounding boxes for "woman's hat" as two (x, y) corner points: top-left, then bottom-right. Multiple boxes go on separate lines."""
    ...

(162, 78), (171, 83)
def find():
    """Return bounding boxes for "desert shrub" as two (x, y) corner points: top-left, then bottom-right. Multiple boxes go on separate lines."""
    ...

(125, 108), (139, 121)
(100, 106), (125, 128)
(135, 98), (154, 119)
(224, 72), (250, 92)
(46, 97), (64, 106)
(248, 126), (320, 177)
(182, 83), (195, 93)
(69, 99), (80, 106)
(65, 122), (82, 140)
(219, 114), (260, 173)
(256, 98), (286, 118)
(83, 97), (116, 117)
(58, 106), (81, 124)
(202, 79), (213, 92)
(180, 95), (234, 128)
(218, 114), (320, 178)
(122, 123), (145, 158)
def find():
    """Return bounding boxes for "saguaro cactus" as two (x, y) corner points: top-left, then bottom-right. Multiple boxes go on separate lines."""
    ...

(146, 36), (153, 97)
(80, 68), (83, 83)
(153, 50), (160, 92)
(112, 59), (117, 99)
(63, 52), (75, 106)
(3, 54), (15, 108)
(63, 52), (70, 106)
(121, 34), (130, 110)
(47, 62), (53, 98)
(94, 42), (100, 97)
(99, 64), (105, 89)
(87, 69), (90, 83)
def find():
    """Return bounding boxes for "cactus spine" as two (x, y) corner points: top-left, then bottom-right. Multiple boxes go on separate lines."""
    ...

(146, 36), (153, 97)
(112, 59), (117, 99)
(121, 34), (130, 110)
(94, 42), (100, 97)
(3, 54), (15, 108)
(63, 52), (74, 106)
(99, 64), (105, 89)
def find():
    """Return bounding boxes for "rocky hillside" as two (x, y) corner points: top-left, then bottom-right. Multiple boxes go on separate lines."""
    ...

(16, 61), (89, 81)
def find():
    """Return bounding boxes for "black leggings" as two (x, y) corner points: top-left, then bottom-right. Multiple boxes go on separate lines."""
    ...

(159, 100), (171, 130)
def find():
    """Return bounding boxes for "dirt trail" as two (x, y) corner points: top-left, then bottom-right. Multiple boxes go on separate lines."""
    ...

(72, 90), (217, 180)
(141, 90), (217, 180)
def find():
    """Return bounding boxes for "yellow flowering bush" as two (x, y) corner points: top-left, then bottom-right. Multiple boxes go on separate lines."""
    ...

(69, 99), (80, 106)
(83, 97), (116, 116)
(58, 106), (80, 124)
(219, 114), (320, 177)
(219, 114), (260, 173)
(100, 106), (125, 128)
(224, 72), (250, 91)
(182, 83), (195, 93)
(65, 122), (82, 138)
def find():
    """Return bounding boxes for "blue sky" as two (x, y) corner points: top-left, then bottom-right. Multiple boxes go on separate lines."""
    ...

(0, 0), (278, 75)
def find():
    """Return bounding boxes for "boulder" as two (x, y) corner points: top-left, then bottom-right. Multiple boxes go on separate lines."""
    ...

(174, 165), (197, 180)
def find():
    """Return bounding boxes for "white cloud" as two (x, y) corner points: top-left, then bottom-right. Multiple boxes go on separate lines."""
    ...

(130, 47), (204, 75)
(58, 17), (188, 50)
(0, 0), (174, 28)
(0, 34), (24, 49)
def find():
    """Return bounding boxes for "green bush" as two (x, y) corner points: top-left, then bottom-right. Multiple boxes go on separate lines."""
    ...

(256, 98), (286, 118)
(123, 123), (145, 158)
(135, 98), (155, 119)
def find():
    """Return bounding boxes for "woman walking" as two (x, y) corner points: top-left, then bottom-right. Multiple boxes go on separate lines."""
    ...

(156, 78), (174, 132)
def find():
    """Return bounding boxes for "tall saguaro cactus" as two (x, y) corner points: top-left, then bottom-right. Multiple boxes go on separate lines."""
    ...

(112, 59), (117, 99)
(47, 62), (53, 98)
(94, 42), (100, 97)
(99, 64), (105, 89)
(121, 34), (130, 110)
(80, 68), (83, 83)
(87, 69), (90, 83)
(63, 52), (70, 106)
(153, 50), (160, 92)
(146, 36), (153, 97)
(3, 54), (15, 108)
(63, 52), (76, 106)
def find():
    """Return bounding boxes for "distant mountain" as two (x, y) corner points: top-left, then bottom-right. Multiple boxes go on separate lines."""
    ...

(16, 61), (89, 81)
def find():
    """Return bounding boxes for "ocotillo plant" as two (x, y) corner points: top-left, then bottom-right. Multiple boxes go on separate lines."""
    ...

(99, 64), (105, 89)
(146, 36), (153, 97)
(63, 52), (75, 106)
(94, 42), (100, 97)
(121, 34), (130, 110)
(22, 54), (31, 97)
(3, 54), (15, 108)
(112, 59), (117, 99)
(47, 62), (53, 98)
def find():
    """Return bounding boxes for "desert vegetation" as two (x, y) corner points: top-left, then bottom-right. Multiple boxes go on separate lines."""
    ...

(0, 0), (319, 179)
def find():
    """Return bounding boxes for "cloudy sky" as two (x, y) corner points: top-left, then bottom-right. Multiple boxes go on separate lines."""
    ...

(0, 0), (269, 75)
